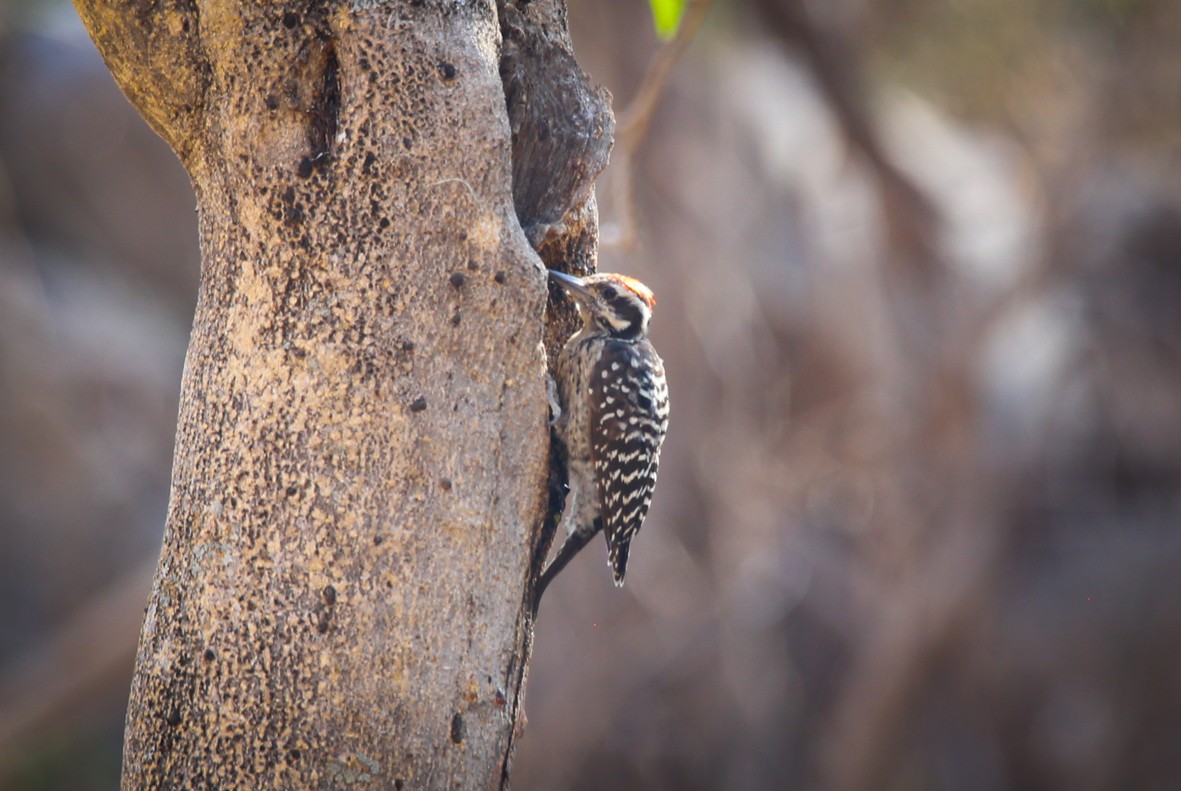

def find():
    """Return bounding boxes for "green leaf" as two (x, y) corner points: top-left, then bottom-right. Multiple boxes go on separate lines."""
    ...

(648, 0), (687, 40)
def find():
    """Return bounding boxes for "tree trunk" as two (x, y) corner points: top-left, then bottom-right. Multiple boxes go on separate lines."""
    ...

(72, 0), (611, 786)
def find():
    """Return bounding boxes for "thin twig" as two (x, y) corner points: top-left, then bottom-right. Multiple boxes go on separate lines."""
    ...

(603, 0), (716, 250)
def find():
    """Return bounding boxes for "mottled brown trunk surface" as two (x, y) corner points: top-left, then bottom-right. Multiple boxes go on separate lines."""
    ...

(73, 0), (610, 787)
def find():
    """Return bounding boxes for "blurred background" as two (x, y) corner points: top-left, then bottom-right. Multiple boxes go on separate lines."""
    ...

(2, 0), (1180, 788)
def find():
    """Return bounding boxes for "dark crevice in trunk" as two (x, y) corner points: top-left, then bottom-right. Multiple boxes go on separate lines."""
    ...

(309, 39), (339, 170)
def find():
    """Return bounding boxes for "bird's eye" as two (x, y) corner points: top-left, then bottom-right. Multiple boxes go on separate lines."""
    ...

(601, 286), (618, 299)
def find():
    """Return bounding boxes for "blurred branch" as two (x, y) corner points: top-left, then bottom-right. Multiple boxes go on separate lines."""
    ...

(603, 0), (715, 250)
(752, 0), (940, 282)
(810, 228), (1057, 791)
(817, 501), (1005, 791)
(746, 5), (1039, 789)
(0, 559), (153, 768)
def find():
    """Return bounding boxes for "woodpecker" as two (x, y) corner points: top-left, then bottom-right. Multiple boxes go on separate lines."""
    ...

(538, 269), (670, 596)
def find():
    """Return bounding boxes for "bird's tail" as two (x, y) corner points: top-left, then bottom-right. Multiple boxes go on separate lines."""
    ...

(608, 540), (631, 587)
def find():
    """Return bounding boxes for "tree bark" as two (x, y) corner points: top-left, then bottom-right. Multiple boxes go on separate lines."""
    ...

(73, 0), (611, 787)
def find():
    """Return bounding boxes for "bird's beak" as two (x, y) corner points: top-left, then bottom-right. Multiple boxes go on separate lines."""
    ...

(547, 270), (594, 303)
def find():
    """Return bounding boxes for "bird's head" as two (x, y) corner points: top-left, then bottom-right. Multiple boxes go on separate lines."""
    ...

(548, 270), (656, 341)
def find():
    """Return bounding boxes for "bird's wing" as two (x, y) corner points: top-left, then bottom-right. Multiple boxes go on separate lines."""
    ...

(589, 341), (669, 585)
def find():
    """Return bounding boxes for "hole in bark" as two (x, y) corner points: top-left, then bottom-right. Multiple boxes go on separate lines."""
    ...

(282, 11), (299, 28)
(410, 396), (428, 413)
(494, 271), (506, 284)
(309, 40), (340, 167)
(438, 62), (457, 81)
(203, 648), (216, 662)
(449, 272), (466, 288)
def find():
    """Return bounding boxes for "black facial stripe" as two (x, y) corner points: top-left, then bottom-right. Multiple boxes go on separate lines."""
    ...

(608, 295), (644, 337)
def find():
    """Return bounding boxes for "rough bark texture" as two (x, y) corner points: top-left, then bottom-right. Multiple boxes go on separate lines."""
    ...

(72, 0), (611, 787)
